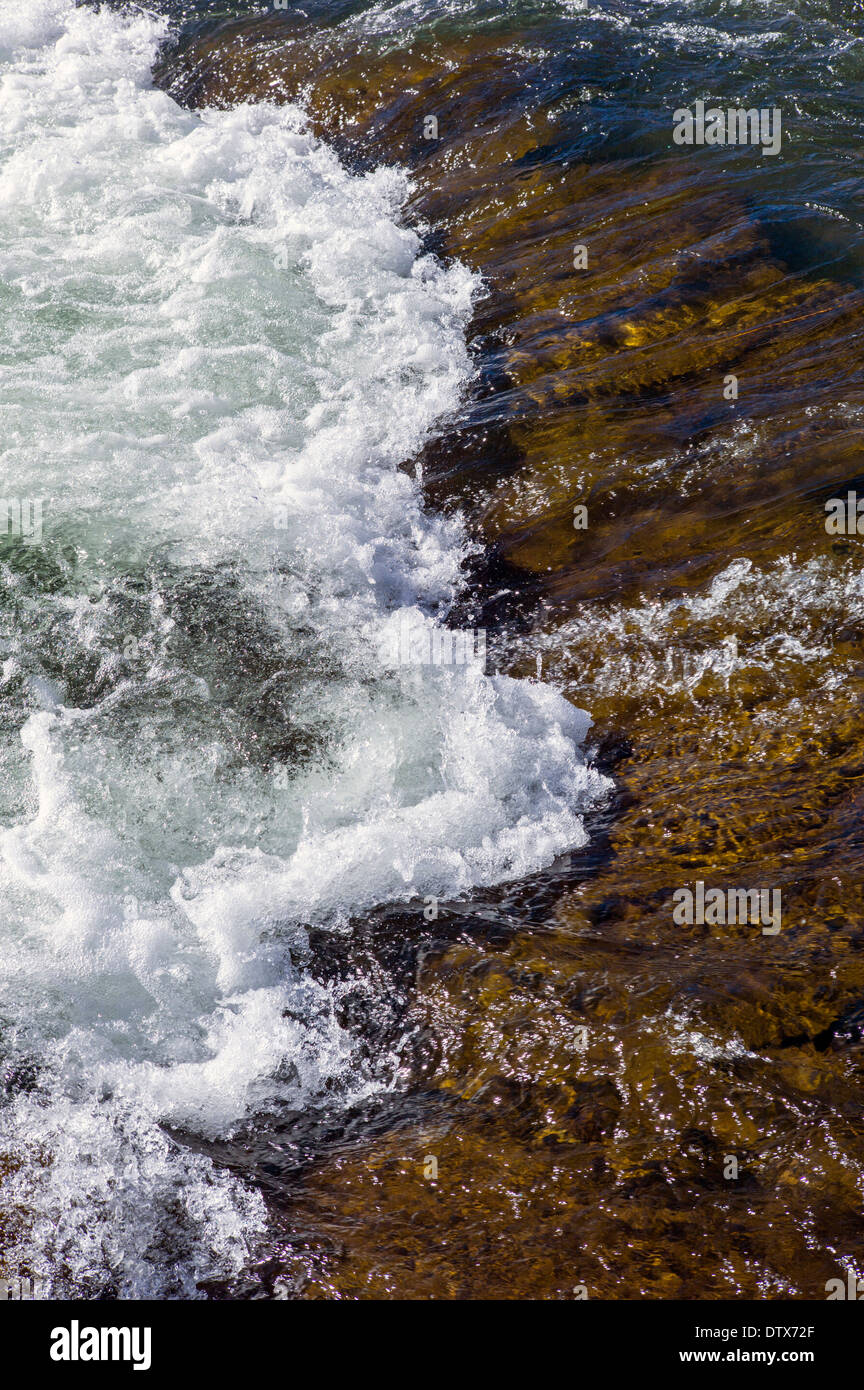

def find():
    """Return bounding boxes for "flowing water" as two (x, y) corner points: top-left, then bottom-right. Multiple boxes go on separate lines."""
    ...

(2, 0), (864, 1300)
(0, 0), (610, 1296)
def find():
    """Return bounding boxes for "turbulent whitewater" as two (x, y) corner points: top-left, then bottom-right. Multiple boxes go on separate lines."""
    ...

(0, 0), (609, 1297)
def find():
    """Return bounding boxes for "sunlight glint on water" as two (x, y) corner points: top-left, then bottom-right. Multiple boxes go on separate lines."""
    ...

(0, 0), (609, 1295)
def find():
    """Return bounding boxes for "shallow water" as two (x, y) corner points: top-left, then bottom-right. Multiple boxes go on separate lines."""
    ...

(0, 0), (610, 1297)
(3, 0), (864, 1300)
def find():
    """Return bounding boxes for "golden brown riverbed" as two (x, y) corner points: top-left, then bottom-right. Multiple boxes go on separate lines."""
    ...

(151, 0), (864, 1299)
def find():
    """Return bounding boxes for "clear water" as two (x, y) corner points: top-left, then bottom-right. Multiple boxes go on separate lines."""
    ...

(0, 0), (609, 1296)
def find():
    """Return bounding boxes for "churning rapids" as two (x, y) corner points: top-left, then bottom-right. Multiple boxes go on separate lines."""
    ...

(0, 0), (609, 1296)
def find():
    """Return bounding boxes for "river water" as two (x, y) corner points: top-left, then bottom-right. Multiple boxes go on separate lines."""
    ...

(2, 0), (863, 1300)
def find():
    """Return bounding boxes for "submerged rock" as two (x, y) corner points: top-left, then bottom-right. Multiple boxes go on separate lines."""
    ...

(155, 8), (864, 1300)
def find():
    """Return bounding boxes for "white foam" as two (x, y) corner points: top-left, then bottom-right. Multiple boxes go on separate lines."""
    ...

(0, 0), (610, 1295)
(530, 552), (860, 715)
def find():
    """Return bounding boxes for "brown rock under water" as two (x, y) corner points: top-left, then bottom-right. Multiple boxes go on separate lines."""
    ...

(151, 15), (864, 1300)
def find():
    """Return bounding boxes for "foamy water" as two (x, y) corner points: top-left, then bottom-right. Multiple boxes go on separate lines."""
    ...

(0, 0), (609, 1296)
